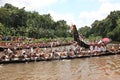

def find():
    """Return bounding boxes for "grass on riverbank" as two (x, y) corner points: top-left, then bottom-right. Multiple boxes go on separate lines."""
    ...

(34, 37), (74, 42)
(0, 36), (119, 44)
(0, 37), (74, 43)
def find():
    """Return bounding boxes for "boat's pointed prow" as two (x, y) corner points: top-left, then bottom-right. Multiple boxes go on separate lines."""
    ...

(70, 24), (90, 48)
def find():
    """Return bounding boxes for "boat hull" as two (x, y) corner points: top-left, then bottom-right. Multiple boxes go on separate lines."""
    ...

(0, 51), (120, 64)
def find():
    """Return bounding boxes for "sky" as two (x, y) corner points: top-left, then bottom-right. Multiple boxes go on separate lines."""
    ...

(0, 0), (120, 28)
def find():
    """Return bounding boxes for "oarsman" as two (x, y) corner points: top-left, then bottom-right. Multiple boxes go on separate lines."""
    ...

(89, 43), (94, 51)
(47, 49), (53, 59)
(110, 45), (116, 52)
(40, 51), (47, 59)
(21, 49), (29, 60)
(60, 49), (67, 58)
(100, 43), (107, 52)
(118, 44), (120, 50)
(116, 44), (120, 52)
(1, 50), (10, 61)
(30, 47), (34, 54)
(70, 41), (77, 51)
(68, 48), (76, 58)
(35, 47), (40, 58)
(21, 49), (26, 55)
(7, 48), (13, 54)
(74, 44), (81, 54)
(53, 49), (61, 59)
(93, 43), (101, 55)
(94, 43), (98, 51)
(96, 44), (101, 54)
(89, 43), (95, 55)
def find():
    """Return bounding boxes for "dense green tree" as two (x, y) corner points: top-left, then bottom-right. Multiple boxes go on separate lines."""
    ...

(0, 3), (70, 40)
(78, 26), (91, 37)
(78, 10), (120, 41)
(88, 11), (120, 41)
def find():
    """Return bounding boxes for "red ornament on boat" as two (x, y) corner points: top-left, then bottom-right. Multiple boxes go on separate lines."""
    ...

(102, 38), (111, 44)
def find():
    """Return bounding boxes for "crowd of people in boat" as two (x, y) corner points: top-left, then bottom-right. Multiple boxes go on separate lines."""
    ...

(0, 40), (72, 50)
(0, 40), (120, 62)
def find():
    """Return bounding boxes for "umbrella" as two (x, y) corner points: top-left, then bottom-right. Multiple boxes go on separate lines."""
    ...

(102, 38), (111, 44)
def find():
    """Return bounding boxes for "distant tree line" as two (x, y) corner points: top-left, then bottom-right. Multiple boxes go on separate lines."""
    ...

(78, 11), (120, 41)
(0, 3), (71, 39)
(1, 3), (120, 41)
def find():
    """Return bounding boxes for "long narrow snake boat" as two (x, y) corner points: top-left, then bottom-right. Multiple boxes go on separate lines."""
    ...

(0, 51), (120, 64)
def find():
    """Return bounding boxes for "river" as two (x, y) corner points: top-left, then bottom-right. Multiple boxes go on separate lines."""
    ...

(0, 54), (120, 80)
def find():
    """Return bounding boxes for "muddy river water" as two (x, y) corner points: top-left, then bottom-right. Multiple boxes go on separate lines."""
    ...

(0, 54), (120, 80)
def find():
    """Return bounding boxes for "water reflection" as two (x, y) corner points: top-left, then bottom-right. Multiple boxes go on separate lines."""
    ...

(0, 55), (120, 80)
